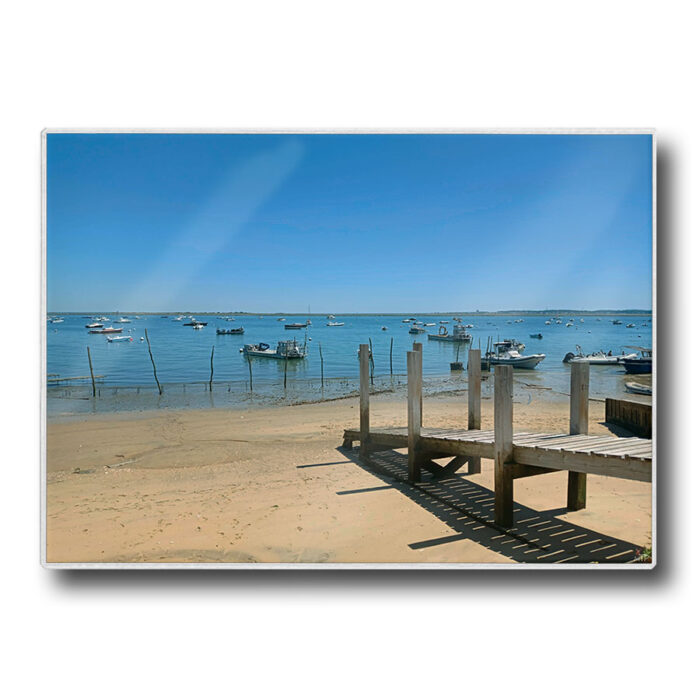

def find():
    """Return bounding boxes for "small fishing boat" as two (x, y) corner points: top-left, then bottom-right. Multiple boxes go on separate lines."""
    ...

(85, 322), (103, 329)
(612, 320), (622, 325)
(427, 324), (472, 343)
(50, 318), (64, 323)
(284, 321), (310, 329)
(625, 381), (651, 396)
(622, 346), (652, 374)
(327, 315), (336, 319)
(106, 335), (133, 343)
(562, 345), (638, 364)
(89, 327), (122, 334)
(118, 317), (132, 324)
(183, 320), (208, 326)
(326, 321), (345, 327)
(626, 323), (636, 328)
(277, 318), (286, 321)
(485, 340), (545, 370)
(530, 333), (543, 339)
(408, 324), (426, 334)
(242, 340), (307, 359)
(217, 327), (245, 335)
(192, 323), (205, 330)
(565, 322), (574, 327)
(544, 320), (551, 325)
(381, 326), (388, 331)
(425, 322), (436, 327)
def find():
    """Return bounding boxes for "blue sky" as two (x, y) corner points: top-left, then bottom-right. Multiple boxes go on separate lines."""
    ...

(47, 133), (653, 312)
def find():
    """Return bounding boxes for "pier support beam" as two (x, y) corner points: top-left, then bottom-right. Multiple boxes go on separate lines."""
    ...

(467, 348), (482, 474)
(412, 341), (423, 426)
(567, 362), (589, 510)
(494, 365), (514, 528)
(407, 350), (423, 483)
(359, 344), (370, 461)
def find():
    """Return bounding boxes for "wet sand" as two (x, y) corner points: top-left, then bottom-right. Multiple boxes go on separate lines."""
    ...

(45, 394), (652, 564)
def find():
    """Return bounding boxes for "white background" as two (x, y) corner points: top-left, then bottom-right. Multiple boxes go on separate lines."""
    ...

(1, 1), (695, 698)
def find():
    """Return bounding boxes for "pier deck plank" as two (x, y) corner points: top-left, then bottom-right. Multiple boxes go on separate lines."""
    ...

(342, 426), (651, 482)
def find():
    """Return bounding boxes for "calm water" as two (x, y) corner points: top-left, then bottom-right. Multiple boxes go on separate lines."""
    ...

(46, 313), (652, 414)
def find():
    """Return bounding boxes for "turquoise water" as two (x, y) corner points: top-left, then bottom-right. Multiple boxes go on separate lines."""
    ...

(46, 313), (652, 414)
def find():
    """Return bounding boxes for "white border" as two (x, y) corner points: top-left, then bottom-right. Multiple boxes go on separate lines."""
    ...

(41, 128), (656, 570)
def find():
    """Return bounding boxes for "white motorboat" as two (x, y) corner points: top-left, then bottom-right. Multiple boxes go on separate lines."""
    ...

(326, 321), (345, 327)
(625, 381), (651, 396)
(408, 324), (426, 334)
(485, 340), (545, 369)
(563, 345), (638, 365)
(242, 340), (307, 359)
(192, 323), (205, 330)
(118, 317), (132, 323)
(85, 322), (103, 328)
(106, 335), (133, 342)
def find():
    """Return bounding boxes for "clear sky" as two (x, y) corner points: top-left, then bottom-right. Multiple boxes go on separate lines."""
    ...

(46, 132), (653, 312)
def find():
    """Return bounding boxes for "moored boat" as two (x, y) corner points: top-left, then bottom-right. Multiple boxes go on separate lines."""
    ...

(427, 324), (472, 343)
(242, 340), (306, 359)
(625, 381), (652, 396)
(326, 321), (345, 327)
(530, 333), (543, 339)
(485, 340), (545, 369)
(106, 335), (133, 342)
(89, 327), (123, 334)
(408, 324), (426, 334)
(622, 346), (652, 374)
(217, 327), (245, 335)
(85, 322), (103, 328)
(183, 320), (208, 326)
(563, 345), (638, 364)
(284, 321), (310, 329)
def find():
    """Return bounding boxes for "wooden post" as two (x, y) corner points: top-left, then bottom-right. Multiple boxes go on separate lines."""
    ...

(144, 329), (162, 395)
(567, 362), (589, 510)
(319, 343), (324, 388)
(247, 355), (253, 393)
(284, 354), (288, 389)
(467, 348), (482, 474)
(368, 337), (374, 386)
(407, 350), (423, 483)
(209, 345), (214, 391)
(389, 337), (393, 376)
(412, 341), (423, 426)
(494, 365), (514, 528)
(86, 346), (96, 398)
(359, 344), (370, 460)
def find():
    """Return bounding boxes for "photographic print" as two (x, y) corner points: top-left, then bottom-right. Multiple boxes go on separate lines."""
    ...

(43, 131), (654, 567)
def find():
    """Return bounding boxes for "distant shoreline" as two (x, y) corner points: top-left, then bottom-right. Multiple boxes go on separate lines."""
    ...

(47, 310), (653, 317)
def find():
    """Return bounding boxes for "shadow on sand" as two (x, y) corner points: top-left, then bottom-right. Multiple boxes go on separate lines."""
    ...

(338, 446), (641, 564)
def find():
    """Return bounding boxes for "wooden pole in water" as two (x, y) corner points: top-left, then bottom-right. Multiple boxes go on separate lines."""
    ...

(407, 350), (423, 483)
(319, 343), (324, 388)
(284, 354), (288, 389)
(368, 337), (374, 386)
(86, 346), (96, 397)
(494, 365), (514, 527)
(412, 341), (423, 426)
(567, 361), (589, 510)
(247, 354), (253, 393)
(144, 329), (162, 395)
(359, 344), (370, 460)
(389, 337), (393, 376)
(209, 345), (214, 391)
(467, 348), (482, 474)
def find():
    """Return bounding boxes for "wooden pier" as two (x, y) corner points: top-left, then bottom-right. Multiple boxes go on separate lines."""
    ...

(343, 344), (652, 528)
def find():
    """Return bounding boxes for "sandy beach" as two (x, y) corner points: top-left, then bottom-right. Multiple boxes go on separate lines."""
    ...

(45, 391), (652, 565)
